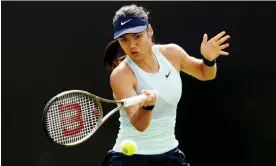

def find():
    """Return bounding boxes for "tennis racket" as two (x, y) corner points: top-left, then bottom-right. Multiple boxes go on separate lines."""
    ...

(42, 90), (148, 147)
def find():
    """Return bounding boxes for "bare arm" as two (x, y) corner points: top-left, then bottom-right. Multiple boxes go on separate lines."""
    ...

(178, 45), (217, 81)
(159, 31), (230, 81)
(110, 66), (156, 132)
(160, 43), (216, 81)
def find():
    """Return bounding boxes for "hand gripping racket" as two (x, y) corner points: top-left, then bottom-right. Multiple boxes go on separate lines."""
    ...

(42, 90), (147, 147)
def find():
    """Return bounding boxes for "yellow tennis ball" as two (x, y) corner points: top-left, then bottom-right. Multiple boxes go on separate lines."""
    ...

(120, 139), (137, 156)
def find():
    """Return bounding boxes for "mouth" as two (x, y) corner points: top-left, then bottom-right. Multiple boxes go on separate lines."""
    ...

(131, 51), (139, 56)
(131, 51), (139, 55)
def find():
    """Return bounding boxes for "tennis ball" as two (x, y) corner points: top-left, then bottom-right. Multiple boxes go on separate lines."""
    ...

(120, 139), (137, 156)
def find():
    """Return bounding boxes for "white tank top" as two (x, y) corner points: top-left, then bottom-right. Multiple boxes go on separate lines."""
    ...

(112, 45), (182, 155)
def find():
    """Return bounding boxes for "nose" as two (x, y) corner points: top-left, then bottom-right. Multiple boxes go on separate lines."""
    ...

(129, 38), (136, 49)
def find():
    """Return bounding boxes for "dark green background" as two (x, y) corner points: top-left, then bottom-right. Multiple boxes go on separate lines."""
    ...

(2, 1), (276, 166)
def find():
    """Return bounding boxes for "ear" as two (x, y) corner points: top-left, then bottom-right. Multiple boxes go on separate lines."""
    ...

(147, 24), (154, 37)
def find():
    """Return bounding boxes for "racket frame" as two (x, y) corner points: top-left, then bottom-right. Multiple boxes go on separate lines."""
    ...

(42, 90), (144, 147)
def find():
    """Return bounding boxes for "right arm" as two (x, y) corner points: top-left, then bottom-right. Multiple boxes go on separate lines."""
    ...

(110, 66), (157, 132)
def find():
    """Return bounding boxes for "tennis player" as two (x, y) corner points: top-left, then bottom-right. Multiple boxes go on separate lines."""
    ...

(101, 4), (230, 166)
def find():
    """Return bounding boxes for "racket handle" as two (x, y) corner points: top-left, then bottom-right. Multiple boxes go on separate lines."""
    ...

(122, 90), (158, 107)
(122, 94), (147, 107)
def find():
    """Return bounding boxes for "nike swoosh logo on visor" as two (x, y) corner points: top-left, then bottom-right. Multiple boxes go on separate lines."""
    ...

(121, 19), (132, 25)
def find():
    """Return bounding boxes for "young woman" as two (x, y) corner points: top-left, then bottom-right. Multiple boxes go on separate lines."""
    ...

(102, 4), (230, 166)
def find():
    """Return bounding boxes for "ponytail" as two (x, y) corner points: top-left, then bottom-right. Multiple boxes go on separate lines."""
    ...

(104, 40), (126, 72)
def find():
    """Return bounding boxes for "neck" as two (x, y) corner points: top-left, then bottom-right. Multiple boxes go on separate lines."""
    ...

(135, 48), (159, 73)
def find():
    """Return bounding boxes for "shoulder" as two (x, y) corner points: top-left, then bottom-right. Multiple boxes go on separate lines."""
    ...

(109, 60), (138, 100)
(155, 43), (188, 59)
(110, 61), (132, 81)
(154, 43), (189, 72)
(110, 60), (136, 89)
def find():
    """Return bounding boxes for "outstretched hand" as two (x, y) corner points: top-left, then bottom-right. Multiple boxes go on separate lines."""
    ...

(200, 31), (230, 61)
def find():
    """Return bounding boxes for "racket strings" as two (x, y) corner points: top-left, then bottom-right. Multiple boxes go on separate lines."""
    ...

(46, 93), (101, 145)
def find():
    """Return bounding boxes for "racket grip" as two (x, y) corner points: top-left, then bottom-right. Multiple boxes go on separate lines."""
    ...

(123, 94), (147, 107)
(122, 90), (158, 107)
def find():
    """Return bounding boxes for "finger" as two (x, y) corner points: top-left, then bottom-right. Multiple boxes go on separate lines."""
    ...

(220, 51), (229, 56)
(141, 91), (150, 98)
(218, 35), (230, 45)
(152, 90), (158, 98)
(146, 91), (152, 98)
(142, 90), (150, 94)
(203, 33), (208, 44)
(147, 90), (152, 94)
(219, 43), (229, 50)
(152, 92), (157, 99)
(212, 31), (226, 41)
(147, 95), (155, 105)
(150, 92), (156, 100)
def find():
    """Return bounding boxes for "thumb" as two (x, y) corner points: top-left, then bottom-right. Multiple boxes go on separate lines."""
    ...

(202, 33), (208, 44)
(141, 90), (149, 95)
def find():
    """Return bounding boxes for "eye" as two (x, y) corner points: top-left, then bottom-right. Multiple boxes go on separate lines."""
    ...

(120, 38), (127, 42)
(135, 34), (142, 39)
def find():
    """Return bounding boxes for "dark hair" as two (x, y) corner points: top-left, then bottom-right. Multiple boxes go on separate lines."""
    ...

(104, 4), (150, 72)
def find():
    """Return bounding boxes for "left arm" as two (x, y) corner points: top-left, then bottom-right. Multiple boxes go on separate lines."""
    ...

(160, 31), (230, 81)
(159, 43), (216, 81)
(178, 45), (217, 81)
(199, 31), (230, 80)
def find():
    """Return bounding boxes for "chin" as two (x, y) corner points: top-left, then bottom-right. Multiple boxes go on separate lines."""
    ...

(130, 54), (144, 61)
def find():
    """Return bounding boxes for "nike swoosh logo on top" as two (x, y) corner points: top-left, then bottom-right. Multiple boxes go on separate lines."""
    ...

(165, 70), (171, 78)
(121, 19), (132, 25)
